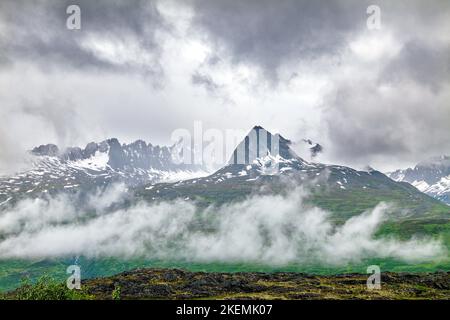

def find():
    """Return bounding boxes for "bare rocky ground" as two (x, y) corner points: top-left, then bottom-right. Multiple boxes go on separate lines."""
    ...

(82, 268), (450, 300)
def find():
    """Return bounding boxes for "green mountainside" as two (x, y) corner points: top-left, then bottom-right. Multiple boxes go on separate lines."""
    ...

(1, 127), (449, 293)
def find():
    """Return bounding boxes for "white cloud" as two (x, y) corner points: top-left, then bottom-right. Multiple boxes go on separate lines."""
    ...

(349, 32), (402, 62)
(0, 184), (445, 265)
(0, 0), (449, 175)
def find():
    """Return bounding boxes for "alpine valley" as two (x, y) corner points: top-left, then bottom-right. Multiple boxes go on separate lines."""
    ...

(0, 126), (449, 293)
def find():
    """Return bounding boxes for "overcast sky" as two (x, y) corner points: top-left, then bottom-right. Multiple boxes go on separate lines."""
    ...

(0, 0), (449, 173)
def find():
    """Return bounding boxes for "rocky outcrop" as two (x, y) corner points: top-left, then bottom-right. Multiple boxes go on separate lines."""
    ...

(82, 268), (450, 300)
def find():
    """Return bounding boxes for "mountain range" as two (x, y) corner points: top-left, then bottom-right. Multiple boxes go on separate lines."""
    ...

(0, 126), (449, 291)
(1, 126), (449, 218)
(388, 156), (450, 205)
(0, 138), (206, 207)
(133, 127), (449, 226)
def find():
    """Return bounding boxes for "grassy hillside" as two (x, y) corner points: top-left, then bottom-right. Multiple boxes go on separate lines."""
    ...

(1, 254), (450, 293)
(1, 168), (449, 293)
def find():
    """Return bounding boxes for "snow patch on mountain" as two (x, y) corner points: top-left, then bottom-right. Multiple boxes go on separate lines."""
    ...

(0, 138), (209, 205)
(68, 151), (110, 172)
(411, 180), (430, 193)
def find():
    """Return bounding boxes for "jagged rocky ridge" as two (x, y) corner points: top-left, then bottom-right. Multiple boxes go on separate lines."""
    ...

(388, 156), (450, 205)
(0, 126), (324, 207)
(0, 126), (449, 292)
(1, 125), (449, 221)
(135, 127), (449, 222)
(0, 138), (207, 206)
(31, 138), (198, 172)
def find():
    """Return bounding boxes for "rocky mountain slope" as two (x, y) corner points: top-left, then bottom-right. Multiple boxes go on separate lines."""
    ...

(0, 138), (207, 207)
(0, 126), (449, 293)
(388, 156), (450, 205)
(136, 127), (449, 223)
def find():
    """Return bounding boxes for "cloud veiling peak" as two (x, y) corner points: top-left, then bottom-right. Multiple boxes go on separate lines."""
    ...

(228, 126), (300, 165)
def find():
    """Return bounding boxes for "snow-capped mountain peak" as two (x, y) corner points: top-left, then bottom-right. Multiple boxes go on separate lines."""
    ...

(388, 155), (450, 205)
(0, 138), (209, 206)
(227, 126), (303, 165)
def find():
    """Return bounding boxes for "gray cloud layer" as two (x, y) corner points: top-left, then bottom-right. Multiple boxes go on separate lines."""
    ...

(0, 0), (167, 75)
(188, 0), (450, 169)
(0, 0), (449, 173)
(189, 0), (366, 81)
(0, 184), (444, 264)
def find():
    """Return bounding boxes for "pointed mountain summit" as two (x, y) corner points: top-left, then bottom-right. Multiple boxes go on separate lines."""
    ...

(222, 125), (308, 177)
(138, 126), (449, 222)
(228, 126), (300, 165)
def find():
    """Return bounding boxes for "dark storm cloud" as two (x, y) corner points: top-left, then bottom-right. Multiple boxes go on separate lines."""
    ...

(322, 84), (410, 156)
(191, 71), (220, 93)
(0, 0), (449, 173)
(322, 1), (450, 167)
(321, 76), (450, 168)
(189, 0), (368, 81)
(0, 0), (168, 75)
(0, 0), (176, 174)
(380, 41), (450, 92)
(189, 0), (450, 81)
(189, 0), (450, 167)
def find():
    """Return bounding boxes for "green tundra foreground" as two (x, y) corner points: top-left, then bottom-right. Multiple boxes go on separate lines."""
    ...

(3, 269), (449, 300)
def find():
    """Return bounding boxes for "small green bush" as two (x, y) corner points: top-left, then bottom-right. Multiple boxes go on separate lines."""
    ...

(12, 275), (92, 300)
(112, 284), (121, 300)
